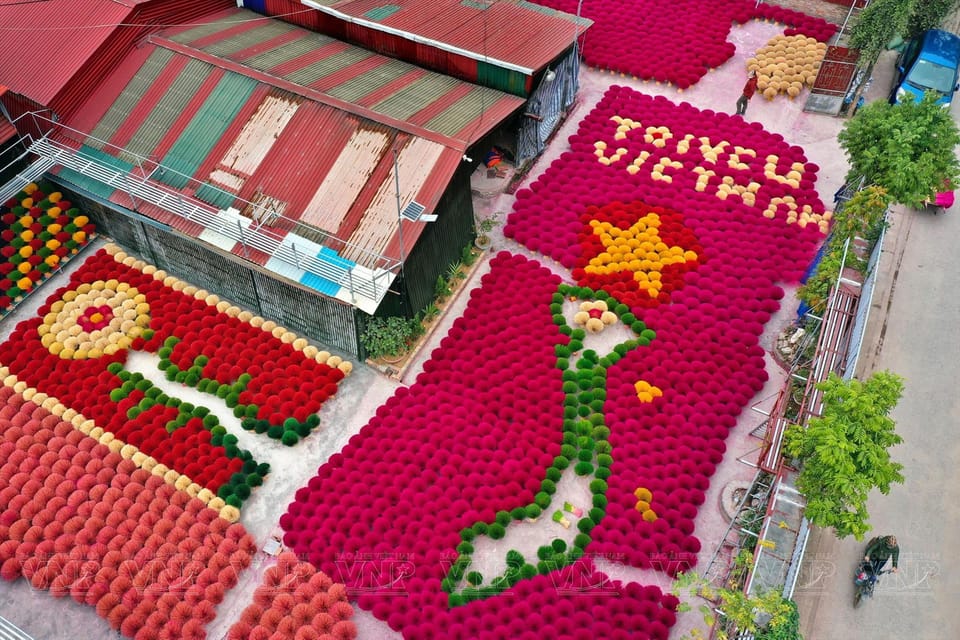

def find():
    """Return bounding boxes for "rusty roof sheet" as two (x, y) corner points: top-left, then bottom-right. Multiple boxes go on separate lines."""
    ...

(300, 0), (592, 72)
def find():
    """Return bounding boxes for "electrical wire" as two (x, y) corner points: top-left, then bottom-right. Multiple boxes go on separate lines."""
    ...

(0, 6), (316, 31)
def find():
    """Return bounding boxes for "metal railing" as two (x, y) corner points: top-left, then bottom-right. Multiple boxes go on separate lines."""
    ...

(8, 112), (403, 311)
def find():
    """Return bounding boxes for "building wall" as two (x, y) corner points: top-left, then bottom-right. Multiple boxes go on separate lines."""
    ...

(374, 162), (477, 318)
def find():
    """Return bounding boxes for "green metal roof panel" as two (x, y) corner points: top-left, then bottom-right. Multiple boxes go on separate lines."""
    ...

(477, 61), (527, 97)
(195, 182), (238, 208)
(167, 15), (234, 45)
(158, 73), (258, 189)
(57, 145), (133, 199)
(364, 4), (400, 19)
(424, 85), (495, 136)
(284, 48), (374, 86)
(324, 58), (413, 103)
(202, 21), (300, 58)
(243, 33), (335, 71)
(123, 59), (213, 163)
(87, 48), (175, 150)
(370, 73), (461, 121)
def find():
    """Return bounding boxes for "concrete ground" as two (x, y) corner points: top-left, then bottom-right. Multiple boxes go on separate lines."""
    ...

(0, 17), (855, 640)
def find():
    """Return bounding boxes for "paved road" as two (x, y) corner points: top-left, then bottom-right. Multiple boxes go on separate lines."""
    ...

(794, 91), (960, 638)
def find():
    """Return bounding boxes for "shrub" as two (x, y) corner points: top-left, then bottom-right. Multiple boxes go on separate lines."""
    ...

(551, 539), (567, 554)
(525, 504), (542, 519)
(540, 479), (556, 495)
(488, 523), (505, 539)
(281, 431), (299, 446)
(360, 316), (419, 359)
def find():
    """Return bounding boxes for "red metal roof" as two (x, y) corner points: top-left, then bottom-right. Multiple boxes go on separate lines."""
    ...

(0, 0), (133, 106)
(0, 0), (235, 118)
(300, 0), (592, 72)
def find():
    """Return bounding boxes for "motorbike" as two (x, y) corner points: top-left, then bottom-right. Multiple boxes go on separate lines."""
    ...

(853, 560), (892, 607)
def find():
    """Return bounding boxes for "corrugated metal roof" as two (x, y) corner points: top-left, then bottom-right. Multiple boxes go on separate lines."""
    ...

(158, 72), (259, 187)
(159, 9), (524, 147)
(0, 0), (133, 105)
(301, 0), (592, 72)
(61, 35), (486, 277)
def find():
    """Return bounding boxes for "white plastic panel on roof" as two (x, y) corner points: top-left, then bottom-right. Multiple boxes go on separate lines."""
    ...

(219, 95), (302, 177)
(343, 136), (444, 260)
(300, 127), (391, 233)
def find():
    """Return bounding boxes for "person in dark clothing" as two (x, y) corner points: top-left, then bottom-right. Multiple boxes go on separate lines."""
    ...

(736, 71), (759, 116)
(864, 535), (900, 574)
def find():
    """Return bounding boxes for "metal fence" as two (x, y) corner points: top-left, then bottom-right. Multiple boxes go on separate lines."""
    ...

(843, 222), (886, 377)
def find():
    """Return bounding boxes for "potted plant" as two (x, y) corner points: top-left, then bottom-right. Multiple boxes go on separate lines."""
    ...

(360, 316), (418, 362)
(474, 213), (500, 250)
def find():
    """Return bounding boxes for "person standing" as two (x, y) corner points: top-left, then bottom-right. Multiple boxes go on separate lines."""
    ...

(736, 71), (759, 116)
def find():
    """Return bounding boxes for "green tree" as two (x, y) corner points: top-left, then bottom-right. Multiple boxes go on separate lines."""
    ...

(907, 0), (959, 37)
(784, 371), (905, 540)
(849, 0), (914, 63)
(838, 92), (960, 208)
(827, 185), (890, 242)
(672, 563), (801, 640)
(798, 186), (889, 311)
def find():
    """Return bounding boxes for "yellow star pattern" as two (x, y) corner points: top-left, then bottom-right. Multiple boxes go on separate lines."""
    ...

(585, 213), (698, 298)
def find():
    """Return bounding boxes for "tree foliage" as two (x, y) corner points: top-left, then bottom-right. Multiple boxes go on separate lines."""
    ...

(849, 0), (913, 62)
(672, 563), (802, 640)
(784, 371), (905, 540)
(798, 186), (890, 311)
(906, 0), (959, 38)
(838, 92), (960, 208)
